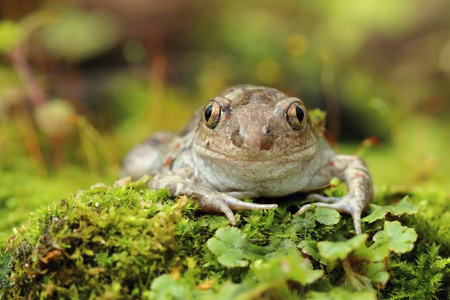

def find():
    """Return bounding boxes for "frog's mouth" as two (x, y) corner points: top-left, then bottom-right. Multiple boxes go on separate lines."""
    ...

(193, 142), (317, 164)
(193, 142), (321, 184)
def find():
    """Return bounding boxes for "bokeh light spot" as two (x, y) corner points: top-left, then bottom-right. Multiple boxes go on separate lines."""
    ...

(256, 59), (281, 84)
(286, 34), (309, 57)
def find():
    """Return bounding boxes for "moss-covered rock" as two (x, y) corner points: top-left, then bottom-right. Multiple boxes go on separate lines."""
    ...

(0, 178), (448, 299)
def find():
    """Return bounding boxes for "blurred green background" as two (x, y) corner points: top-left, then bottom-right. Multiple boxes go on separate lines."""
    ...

(0, 0), (449, 235)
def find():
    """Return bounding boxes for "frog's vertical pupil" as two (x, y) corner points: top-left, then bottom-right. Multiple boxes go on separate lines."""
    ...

(286, 102), (305, 130)
(295, 105), (304, 123)
(205, 105), (213, 122)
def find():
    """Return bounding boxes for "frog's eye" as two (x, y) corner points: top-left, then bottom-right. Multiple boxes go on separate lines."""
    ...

(286, 102), (305, 130)
(203, 100), (222, 129)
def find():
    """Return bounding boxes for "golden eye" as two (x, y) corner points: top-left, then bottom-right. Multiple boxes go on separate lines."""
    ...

(286, 102), (305, 130)
(203, 100), (222, 129)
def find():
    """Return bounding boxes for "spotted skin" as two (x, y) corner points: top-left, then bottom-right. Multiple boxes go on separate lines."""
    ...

(122, 85), (373, 234)
(295, 155), (372, 234)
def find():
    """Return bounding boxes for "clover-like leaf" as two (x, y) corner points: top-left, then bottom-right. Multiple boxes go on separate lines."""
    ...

(370, 221), (417, 262)
(319, 234), (368, 262)
(252, 254), (323, 286)
(365, 262), (390, 285)
(317, 234), (368, 263)
(363, 196), (418, 223)
(368, 231), (390, 261)
(384, 221), (417, 253)
(313, 207), (341, 226)
(207, 227), (270, 267)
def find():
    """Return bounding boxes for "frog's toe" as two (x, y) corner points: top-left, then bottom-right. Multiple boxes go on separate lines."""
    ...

(217, 201), (237, 225)
(218, 197), (278, 225)
(197, 196), (237, 225)
(295, 197), (363, 234)
(198, 195), (277, 225)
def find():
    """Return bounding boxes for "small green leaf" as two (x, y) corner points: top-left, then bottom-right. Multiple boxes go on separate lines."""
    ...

(318, 234), (368, 263)
(363, 196), (419, 223)
(313, 207), (341, 226)
(207, 227), (270, 267)
(252, 255), (323, 286)
(365, 262), (390, 285)
(370, 221), (417, 261)
(383, 221), (417, 254)
(369, 231), (390, 261)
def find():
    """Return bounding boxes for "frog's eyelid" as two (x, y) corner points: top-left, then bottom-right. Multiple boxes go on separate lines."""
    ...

(209, 97), (233, 117)
(273, 97), (305, 115)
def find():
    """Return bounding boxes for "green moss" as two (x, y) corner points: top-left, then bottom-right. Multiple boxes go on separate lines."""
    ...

(379, 190), (450, 299)
(0, 178), (448, 299)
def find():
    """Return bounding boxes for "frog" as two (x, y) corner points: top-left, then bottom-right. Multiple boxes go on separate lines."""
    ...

(122, 85), (373, 234)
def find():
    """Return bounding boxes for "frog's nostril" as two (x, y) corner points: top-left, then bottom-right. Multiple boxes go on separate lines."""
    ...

(260, 135), (274, 150)
(260, 126), (274, 150)
(231, 129), (244, 148)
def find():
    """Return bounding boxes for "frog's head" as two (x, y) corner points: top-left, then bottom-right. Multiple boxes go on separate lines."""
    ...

(193, 86), (321, 181)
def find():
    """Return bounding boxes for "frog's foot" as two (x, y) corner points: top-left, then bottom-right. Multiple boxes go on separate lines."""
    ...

(198, 193), (277, 225)
(295, 193), (363, 234)
(148, 169), (276, 226)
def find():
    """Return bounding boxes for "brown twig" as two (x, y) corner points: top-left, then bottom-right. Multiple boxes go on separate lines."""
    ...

(10, 45), (47, 107)
(321, 51), (340, 143)
(9, 44), (48, 176)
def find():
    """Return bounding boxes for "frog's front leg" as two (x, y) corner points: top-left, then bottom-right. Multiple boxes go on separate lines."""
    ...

(296, 155), (373, 234)
(149, 168), (277, 224)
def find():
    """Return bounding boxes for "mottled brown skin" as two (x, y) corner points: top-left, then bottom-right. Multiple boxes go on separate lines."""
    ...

(122, 85), (373, 234)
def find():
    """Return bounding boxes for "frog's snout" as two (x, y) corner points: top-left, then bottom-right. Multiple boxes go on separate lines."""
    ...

(230, 126), (275, 153)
